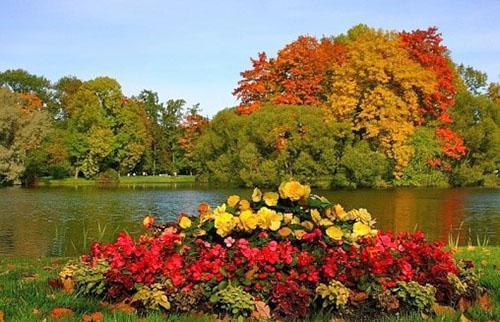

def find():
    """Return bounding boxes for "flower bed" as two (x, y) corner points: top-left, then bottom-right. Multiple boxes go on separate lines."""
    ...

(60, 181), (486, 320)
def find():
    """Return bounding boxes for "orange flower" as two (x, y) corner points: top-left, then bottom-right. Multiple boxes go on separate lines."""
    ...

(198, 203), (210, 215)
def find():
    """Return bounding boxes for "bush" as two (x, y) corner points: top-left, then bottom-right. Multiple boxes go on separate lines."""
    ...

(340, 141), (390, 188)
(96, 169), (120, 187)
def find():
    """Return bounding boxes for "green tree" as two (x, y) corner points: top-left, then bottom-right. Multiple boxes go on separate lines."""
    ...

(451, 78), (499, 186)
(0, 69), (51, 101)
(0, 88), (50, 184)
(195, 105), (351, 187)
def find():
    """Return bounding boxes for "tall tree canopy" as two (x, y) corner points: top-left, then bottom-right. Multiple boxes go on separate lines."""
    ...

(0, 88), (50, 183)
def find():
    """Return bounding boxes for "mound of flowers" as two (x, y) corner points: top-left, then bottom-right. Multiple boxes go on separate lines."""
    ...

(60, 180), (485, 319)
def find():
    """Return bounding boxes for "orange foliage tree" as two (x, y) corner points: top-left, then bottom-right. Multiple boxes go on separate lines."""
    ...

(179, 105), (209, 171)
(233, 36), (345, 114)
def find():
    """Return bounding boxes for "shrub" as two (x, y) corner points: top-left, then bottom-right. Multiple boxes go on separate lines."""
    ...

(96, 169), (120, 187)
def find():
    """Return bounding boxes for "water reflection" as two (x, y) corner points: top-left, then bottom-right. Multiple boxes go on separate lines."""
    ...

(0, 185), (498, 257)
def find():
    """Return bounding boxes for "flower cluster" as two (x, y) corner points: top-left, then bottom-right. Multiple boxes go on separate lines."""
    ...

(61, 180), (482, 319)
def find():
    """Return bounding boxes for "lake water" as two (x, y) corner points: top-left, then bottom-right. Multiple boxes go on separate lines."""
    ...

(0, 184), (498, 257)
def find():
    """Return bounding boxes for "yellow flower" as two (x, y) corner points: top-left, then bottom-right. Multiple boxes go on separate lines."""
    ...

(326, 226), (343, 240)
(239, 199), (251, 211)
(319, 218), (334, 226)
(301, 220), (314, 232)
(214, 211), (236, 237)
(291, 216), (301, 225)
(193, 229), (206, 237)
(349, 208), (372, 224)
(178, 215), (192, 229)
(283, 213), (293, 224)
(310, 209), (322, 224)
(142, 215), (155, 229)
(263, 192), (279, 207)
(294, 229), (307, 240)
(324, 207), (333, 219)
(333, 204), (347, 220)
(227, 195), (240, 208)
(278, 181), (311, 201)
(252, 188), (262, 202)
(353, 222), (371, 236)
(239, 210), (258, 231)
(199, 211), (213, 225)
(257, 207), (283, 231)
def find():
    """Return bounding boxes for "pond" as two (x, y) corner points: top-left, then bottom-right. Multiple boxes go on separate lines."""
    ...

(0, 184), (498, 257)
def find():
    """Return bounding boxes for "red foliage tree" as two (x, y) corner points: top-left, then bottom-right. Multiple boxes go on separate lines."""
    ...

(399, 27), (466, 159)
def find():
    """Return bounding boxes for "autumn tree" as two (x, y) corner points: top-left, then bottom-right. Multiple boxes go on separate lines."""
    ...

(233, 36), (345, 114)
(179, 103), (208, 174)
(326, 27), (436, 177)
(399, 27), (467, 159)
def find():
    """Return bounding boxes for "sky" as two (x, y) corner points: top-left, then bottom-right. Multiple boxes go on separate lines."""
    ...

(1, 0), (499, 116)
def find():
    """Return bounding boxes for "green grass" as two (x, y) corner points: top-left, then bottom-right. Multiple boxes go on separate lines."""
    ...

(0, 247), (498, 321)
(38, 175), (196, 187)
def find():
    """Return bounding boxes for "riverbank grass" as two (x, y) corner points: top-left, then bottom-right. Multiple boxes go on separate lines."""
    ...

(38, 175), (196, 187)
(0, 247), (498, 321)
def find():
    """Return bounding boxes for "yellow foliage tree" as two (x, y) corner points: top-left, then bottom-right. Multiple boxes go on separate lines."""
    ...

(325, 28), (436, 177)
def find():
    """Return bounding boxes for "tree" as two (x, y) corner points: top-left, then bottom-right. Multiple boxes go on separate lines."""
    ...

(66, 77), (151, 177)
(326, 27), (436, 177)
(451, 71), (499, 186)
(233, 36), (346, 114)
(179, 103), (208, 174)
(0, 88), (49, 184)
(195, 105), (351, 187)
(0, 69), (51, 102)
(399, 27), (467, 160)
(161, 99), (186, 174)
(53, 76), (83, 117)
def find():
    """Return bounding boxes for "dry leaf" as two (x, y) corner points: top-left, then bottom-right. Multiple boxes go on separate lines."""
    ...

(478, 293), (493, 312)
(50, 307), (74, 320)
(252, 301), (271, 319)
(458, 297), (471, 312)
(433, 302), (455, 316)
(82, 311), (104, 322)
(110, 302), (136, 314)
(0, 310), (4, 322)
(48, 278), (63, 289)
(32, 308), (42, 316)
(6, 264), (16, 270)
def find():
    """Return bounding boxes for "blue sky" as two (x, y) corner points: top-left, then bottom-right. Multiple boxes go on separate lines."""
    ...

(1, 0), (498, 115)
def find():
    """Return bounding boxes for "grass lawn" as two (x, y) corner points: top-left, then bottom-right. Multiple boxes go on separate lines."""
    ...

(0, 247), (498, 321)
(38, 175), (196, 187)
